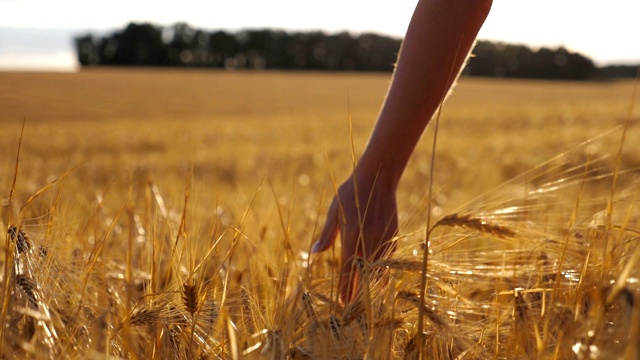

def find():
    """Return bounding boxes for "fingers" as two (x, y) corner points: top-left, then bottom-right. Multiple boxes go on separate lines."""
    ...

(339, 228), (359, 302)
(339, 256), (355, 303)
(311, 199), (340, 254)
(312, 186), (399, 303)
(311, 196), (357, 302)
(339, 221), (398, 302)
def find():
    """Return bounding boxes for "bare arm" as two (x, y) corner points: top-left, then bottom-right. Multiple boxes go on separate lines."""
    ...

(359, 0), (493, 189)
(312, 0), (492, 302)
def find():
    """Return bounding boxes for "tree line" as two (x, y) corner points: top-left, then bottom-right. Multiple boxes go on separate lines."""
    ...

(75, 22), (637, 79)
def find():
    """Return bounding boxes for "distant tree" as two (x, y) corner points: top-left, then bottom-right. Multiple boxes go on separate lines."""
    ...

(209, 31), (238, 68)
(105, 23), (168, 66)
(75, 34), (100, 66)
(355, 33), (400, 71)
(163, 23), (210, 66)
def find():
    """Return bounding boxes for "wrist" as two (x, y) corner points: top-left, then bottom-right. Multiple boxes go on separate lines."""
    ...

(355, 147), (406, 191)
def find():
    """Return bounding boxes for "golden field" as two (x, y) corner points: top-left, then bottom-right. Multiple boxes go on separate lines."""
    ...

(0, 68), (639, 358)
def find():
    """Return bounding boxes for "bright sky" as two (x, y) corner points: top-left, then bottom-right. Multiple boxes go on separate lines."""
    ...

(0, 0), (638, 70)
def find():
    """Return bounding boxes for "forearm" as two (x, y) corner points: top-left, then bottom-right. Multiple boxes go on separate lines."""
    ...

(357, 0), (492, 188)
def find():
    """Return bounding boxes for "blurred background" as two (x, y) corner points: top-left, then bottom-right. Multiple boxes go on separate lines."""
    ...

(0, 0), (638, 75)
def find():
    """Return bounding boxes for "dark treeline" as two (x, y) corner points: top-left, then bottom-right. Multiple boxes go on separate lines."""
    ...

(75, 23), (400, 72)
(467, 41), (596, 80)
(75, 22), (637, 79)
(598, 65), (640, 79)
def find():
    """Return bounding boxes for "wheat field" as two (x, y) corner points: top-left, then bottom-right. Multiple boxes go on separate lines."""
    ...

(0, 68), (639, 358)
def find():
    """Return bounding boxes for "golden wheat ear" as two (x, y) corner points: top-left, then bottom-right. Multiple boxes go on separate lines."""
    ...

(182, 280), (201, 317)
(15, 274), (39, 309)
(8, 225), (32, 254)
(432, 213), (516, 238)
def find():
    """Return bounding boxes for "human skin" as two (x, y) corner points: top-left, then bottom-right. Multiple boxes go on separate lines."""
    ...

(311, 0), (493, 302)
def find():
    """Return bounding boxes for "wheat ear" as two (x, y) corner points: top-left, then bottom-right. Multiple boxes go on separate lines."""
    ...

(182, 281), (200, 317)
(433, 213), (515, 238)
(8, 225), (32, 254)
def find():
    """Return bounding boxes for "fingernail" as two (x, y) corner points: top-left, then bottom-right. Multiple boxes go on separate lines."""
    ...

(311, 241), (323, 253)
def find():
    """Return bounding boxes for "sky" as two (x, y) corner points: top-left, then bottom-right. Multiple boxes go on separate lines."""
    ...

(0, 0), (638, 71)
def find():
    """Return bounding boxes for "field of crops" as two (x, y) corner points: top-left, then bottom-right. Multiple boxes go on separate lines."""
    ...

(0, 68), (638, 358)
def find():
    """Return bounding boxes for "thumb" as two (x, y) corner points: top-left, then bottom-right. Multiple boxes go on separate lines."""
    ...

(311, 200), (340, 254)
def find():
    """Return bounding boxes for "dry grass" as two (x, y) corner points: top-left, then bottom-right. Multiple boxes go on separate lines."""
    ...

(0, 68), (639, 358)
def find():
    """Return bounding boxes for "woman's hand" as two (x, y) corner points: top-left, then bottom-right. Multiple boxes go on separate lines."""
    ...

(312, 170), (398, 302)
(311, 0), (492, 303)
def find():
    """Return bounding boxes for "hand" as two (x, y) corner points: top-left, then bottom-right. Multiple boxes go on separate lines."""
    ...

(312, 170), (398, 302)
